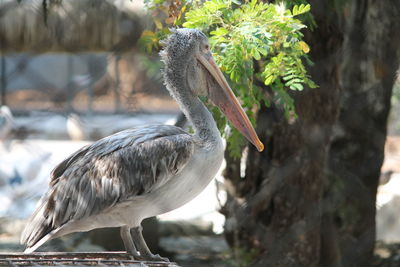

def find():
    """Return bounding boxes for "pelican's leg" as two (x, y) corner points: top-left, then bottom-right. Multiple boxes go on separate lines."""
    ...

(120, 226), (141, 259)
(131, 225), (169, 262)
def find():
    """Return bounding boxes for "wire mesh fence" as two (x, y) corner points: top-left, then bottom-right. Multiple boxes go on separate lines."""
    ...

(0, 0), (172, 115)
(2, 53), (123, 113)
(0, 50), (177, 116)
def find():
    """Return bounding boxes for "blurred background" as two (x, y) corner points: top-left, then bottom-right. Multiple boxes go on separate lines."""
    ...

(0, 0), (400, 266)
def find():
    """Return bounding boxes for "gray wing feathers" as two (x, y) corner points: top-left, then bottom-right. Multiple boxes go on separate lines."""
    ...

(21, 125), (194, 248)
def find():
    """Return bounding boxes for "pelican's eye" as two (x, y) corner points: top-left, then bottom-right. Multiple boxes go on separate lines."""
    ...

(202, 43), (210, 53)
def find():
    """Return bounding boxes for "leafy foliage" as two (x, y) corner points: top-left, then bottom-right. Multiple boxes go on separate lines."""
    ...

(141, 0), (315, 157)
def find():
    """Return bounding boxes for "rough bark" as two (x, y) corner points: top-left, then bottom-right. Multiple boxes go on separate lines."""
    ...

(223, 1), (400, 266)
(323, 1), (400, 266)
(0, 0), (143, 53)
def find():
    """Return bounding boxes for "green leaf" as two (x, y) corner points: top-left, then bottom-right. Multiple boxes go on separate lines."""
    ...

(257, 47), (268, 56)
(285, 78), (303, 86)
(292, 4), (311, 16)
(293, 5), (298, 16)
(264, 75), (274, 85)
(210, 27), (229, 36)
(289, 83), (304, 91)
(283, 74), (296, 81)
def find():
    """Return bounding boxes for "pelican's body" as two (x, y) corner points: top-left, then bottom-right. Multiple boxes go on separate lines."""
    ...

(24, 125), (223, 253)
(21, 29), (263, 261)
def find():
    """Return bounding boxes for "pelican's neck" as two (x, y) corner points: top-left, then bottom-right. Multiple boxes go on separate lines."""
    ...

(162, 48), (223, 147)
(183, 94), (221, 144)
(166, 78), (221, 146)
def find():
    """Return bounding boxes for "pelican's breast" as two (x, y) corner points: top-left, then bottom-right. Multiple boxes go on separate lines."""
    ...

(147, 138), (224, 215)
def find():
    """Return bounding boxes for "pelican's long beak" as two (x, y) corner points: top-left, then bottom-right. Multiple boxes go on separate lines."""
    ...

(196, 53), (264, 152)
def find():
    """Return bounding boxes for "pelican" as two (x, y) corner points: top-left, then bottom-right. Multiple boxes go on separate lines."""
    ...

(0, 105), (14, 141)
(21, 29), (264, 261)
(66, 113), (86, 141)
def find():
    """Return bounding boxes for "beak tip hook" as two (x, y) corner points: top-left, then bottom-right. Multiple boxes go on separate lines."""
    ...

(257, 141), (264, 152)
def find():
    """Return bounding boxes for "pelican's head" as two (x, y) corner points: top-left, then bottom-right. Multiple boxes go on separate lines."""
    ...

(161, 28), (264, 152)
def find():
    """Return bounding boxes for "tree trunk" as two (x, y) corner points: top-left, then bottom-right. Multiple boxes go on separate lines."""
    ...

(223, 1), (400, 266)
(322, 1), (400, 266)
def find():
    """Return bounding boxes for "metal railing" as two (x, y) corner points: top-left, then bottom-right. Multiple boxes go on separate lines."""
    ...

(0, 252), (179, 267)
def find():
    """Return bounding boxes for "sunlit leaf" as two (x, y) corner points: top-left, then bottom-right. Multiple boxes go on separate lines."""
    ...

(265, 75), (274, 85)
(154, 19), (163, 29)
(210, 27), (229, 36)
(298, 41), (310, 53)
(290, 83), (304, 90)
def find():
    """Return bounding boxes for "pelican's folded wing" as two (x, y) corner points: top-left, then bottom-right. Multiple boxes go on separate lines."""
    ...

(21, 125), (194, 248)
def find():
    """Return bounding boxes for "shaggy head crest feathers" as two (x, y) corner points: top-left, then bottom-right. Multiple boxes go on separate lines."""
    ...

(160, 28), (207, 62)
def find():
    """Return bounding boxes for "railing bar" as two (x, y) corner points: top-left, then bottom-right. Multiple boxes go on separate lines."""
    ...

(0, 252), (176, 266)
(2, 260), (143, 263)
(0, 260), (173, 266)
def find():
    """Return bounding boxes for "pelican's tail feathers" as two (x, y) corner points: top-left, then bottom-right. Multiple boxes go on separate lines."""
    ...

(20, 195), (56, 251)
(23, 232), (54, 254)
